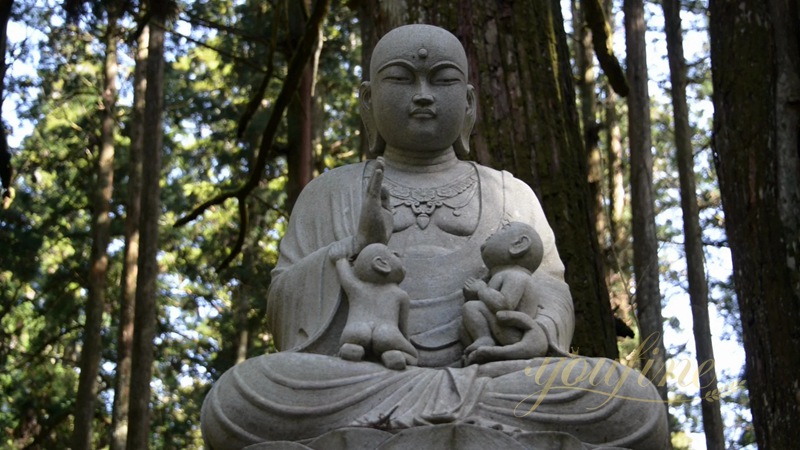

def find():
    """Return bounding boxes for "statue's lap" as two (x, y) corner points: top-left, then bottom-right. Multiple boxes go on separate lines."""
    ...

(201, 352), (667, 450)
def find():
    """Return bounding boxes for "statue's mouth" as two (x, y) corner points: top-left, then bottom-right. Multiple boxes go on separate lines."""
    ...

(410, 108), (436, 118)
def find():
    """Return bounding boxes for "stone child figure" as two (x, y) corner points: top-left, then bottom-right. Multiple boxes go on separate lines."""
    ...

(329, 242), (419, 370)
(462, 222), (546, 365)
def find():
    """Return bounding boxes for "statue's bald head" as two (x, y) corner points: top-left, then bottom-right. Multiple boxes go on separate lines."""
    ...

(370, 25), (468, 80)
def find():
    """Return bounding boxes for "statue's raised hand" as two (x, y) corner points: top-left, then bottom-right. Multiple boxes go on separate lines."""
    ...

(353, 157), (394, 254)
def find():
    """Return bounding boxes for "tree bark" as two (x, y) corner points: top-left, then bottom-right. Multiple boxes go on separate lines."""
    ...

(72, 7), (119, 448)
(573, 0), (606, 249)
(603, 0), (634, 338)
(623, 0), (671, 428)
(358, 0), (618, 358)
(110, 23), (148, 450)
(661, 0), (724, 447)
(126, 15), (166, 450)
(709, 0), (800, 447)
(0, 0), (12, 203)
(286, 1), (314, 212)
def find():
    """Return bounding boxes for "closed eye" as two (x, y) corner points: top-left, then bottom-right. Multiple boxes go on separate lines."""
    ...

(383, 76), (412, 83)
(380, 65), (414, 83)
(431, 67), (464, 85)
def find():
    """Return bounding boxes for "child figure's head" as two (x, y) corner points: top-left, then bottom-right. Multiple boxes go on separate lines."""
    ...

(480, 222), (544, 273)
(353, 243), (406, 284)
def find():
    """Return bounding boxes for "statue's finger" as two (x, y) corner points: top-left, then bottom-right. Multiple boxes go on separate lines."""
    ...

(367, 166), (385, 198)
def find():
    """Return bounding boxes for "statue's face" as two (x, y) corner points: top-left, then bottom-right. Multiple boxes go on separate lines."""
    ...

(365, 26), (472, 153)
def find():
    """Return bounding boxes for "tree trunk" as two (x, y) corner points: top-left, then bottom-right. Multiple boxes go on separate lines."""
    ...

(126, 15), (166, 450)
(709, 0), (800, 447)
(286, 1), (314, 212)
(623, 0), (671, 424)
(110, 23), (147, 450)
(359, 0), (618, 358)
(605, 90), (626, 252)
(573, 0), (606, 248)
(602, 0), (635, 341)
(0, 0), (12, 203)
(72, 8), (119, 449)
(661, 0), (724, 448)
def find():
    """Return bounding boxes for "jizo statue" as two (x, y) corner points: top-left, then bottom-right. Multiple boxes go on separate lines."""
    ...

(201, 24), (669, 450)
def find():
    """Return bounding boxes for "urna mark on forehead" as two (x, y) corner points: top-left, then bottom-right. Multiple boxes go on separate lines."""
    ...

(370, 24), (468, 78)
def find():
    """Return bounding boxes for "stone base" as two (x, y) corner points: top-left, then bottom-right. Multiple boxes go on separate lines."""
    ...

(242, 424), (631, 450)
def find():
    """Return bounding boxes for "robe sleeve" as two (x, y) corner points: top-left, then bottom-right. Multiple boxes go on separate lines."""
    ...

(266, 164), (366, 352)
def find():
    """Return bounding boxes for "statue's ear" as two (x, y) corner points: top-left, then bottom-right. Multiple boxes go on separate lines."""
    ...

(454, 84), (476, 158)
(372, 256), (392, 276)
(359, 81), (386, 156)
(508, 235), (531, 258)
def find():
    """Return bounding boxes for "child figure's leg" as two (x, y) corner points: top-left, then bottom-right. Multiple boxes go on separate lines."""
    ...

(462, 301), (497, 355)
(339, 321), (372, 361)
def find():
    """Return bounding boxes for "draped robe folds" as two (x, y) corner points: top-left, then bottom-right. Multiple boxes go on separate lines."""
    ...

(200, 162), (669, 450)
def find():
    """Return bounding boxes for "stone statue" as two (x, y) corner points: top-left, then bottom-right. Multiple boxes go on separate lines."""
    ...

(201, 24), (669, 450)
(462, 222), (546, 366)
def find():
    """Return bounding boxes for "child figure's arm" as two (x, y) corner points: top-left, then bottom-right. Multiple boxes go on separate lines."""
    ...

(482, 270), (527, 313)
(334, 258), (359, 291)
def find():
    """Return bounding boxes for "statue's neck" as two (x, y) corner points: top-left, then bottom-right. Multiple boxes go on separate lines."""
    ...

(382, 146), (459, 173)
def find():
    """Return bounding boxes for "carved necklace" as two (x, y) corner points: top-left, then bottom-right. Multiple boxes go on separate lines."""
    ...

(383, 168), (478, 229)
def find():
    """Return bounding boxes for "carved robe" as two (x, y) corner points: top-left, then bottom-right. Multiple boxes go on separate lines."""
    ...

(201, 161), (668, 450)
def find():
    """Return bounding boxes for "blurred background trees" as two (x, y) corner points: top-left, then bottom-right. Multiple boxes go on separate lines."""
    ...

(2, 0), (796, 448)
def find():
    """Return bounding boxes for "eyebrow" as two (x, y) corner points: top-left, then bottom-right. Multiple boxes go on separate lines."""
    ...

(376, 59), (466, 75)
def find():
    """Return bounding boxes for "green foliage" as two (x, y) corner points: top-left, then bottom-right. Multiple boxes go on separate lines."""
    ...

(3, 0), (363, 446)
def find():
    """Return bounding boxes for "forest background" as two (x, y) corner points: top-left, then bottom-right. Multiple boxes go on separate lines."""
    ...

(1, 0), (798, 449)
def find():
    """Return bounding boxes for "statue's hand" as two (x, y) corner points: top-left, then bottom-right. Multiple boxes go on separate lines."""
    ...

(354, 157), (394, 253)
(328, 240), (351, 262)
(463, 277), (486, 300)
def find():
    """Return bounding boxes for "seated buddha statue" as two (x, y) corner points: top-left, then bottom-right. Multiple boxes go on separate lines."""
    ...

(200, 24), (669, 450)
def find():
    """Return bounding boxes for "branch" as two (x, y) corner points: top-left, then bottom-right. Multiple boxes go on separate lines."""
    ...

(180, 12), (267, 44)
(236, 4), (282, 139)
(244, 0), (330, 193)
(164, 23), (268, 74)
(174, 0), (331, 268)
(581, 0), (629, 97)
(217, 198), (248, 271)
(173, 190), (237, 227)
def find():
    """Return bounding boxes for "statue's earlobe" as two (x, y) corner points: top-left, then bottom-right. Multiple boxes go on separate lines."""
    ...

(454, 84), (476, 158)
(359, 81), (386, 156)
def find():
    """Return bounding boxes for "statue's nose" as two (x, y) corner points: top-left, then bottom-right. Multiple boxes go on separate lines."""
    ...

(412, 93), (434, 106)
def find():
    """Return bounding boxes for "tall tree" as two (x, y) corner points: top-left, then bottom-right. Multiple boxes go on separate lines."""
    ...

(127, 5), (168, 448)
(286, 0), (315, 211)
(661, 0), (724, 447)
(0, 0), (13, 204)
(358, 0), (618, 358)
(709, 0), (800, 447)
(71, 2), (120, 447)
(110, 22), (148, 450)
(623, 0), (670, 415)
(572, 0), (606, 247)
(598, 0), (635, 337)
